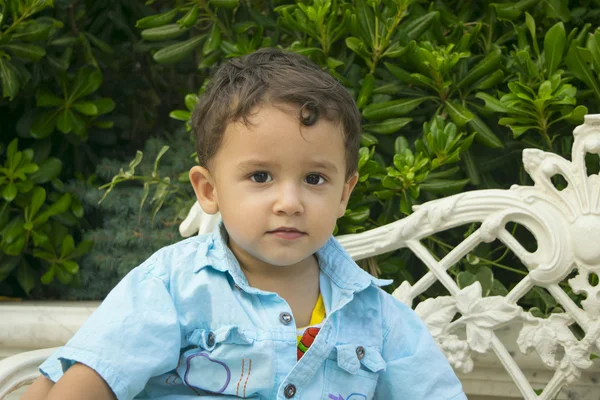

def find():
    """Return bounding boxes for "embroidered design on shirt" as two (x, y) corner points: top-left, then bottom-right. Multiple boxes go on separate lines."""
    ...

(329, 393), (367, 400)
(183, 352), (231, 393)
(165, 375), (182, 385)
(236, 358), (252, 398)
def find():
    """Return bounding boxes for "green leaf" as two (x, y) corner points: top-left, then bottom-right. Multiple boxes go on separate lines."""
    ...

(544, 0), (570, 22)
(136, 9), (178, 29)
(40, 264), (55, 285)
(475, 92), (511, 113)
(55, 264), (73, 284)
(457, 271), (476, 289)
(2, 43), (46, 61)
(565, 44), (600, 103)
(15, 261), (36, 295)
(360, 133), (378, 146)
(30, 111), (56, 138)
(1, 216), (25, 245)
(154, 35), (206, 64)
(72, 102), (99, 116)
(84, 33), (114, 54)
(363, 98), (430, 121)
(209, 0), (240, 8)
(91, 98), (116, 115)
(455, 47), (502, 90)
(36, 89), (64, 107)
(445, 101), (474, 127)
(60, 235), (75, 258)
(404, 11), (439, 41)
(345, 206), (370, 223)
(11, 21), (54, 42)
(524, 13), (539, 56)
(491, 0), (537, 20)
(71, 196), (84, 218)
(474, 70), (504, 90)
(70, 67), (102, 101)
(29, 187), (46, 218)
(356, 73), (374, 109)
(363, 118), (412, 134)
(68, 240), (93, 259)
(476, 266), (494, 296)
(345, 37), (372, 67)
(33, 193), (72, 225)
(29, 157), (62, 185)
(587, 32), (600, 72)
(141, 24), (190, 41)
(2, 183), (17, 202)
(355, 0), (376, 45)
(178, 5), (199, 28)
(0, 57), (20, 100)
(0, 255), (20, 282)
(544, 22), (566, 76)
(184, 94), (199, 111)
(56, 109), (75, 134)
(153, 146), (170, 175)
(503, 123), (537, 138)
(169, 110), (191, 121)
(420, 178), (470, 194)
(61, 260), (79, 274)
(202, 24), (221, 56)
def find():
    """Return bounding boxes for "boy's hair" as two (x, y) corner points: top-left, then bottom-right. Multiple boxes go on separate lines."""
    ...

(191, 47), (361, 179)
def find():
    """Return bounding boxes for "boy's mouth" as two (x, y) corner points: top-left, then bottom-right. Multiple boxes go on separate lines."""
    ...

(268, 227), (306, 239)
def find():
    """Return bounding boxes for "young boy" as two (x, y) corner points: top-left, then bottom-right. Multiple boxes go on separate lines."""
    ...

(23, 48), (467, 400)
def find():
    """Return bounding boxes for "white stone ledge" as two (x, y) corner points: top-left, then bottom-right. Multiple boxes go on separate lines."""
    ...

(0, 301), (98, 359)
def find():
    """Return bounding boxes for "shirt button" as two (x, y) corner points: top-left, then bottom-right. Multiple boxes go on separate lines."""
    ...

(356, 346), (365, 360)
(279, 312), (293, 325)
(207, 331), (216, 347)
(284, 384), (296, 398)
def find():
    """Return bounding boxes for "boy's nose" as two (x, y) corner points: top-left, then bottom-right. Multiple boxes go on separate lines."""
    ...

(272, 183), (304, 215)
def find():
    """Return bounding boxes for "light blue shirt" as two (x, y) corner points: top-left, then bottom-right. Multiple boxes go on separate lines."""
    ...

(39, 223), (467, 400)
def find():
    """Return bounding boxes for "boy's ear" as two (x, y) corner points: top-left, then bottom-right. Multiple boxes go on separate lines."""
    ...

(337, 172), (359, 218)
(189, 166), (219, 214)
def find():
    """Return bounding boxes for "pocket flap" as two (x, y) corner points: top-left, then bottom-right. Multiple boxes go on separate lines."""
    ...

(187, 326), (255, 350)
(335, 344), (386, 375)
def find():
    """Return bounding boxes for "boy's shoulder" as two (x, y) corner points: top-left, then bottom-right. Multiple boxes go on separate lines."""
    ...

(134, 233), (216, 282)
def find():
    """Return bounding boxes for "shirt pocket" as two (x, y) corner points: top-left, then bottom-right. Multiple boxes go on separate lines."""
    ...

(176, 326), (273, 397)
(323, 344), (386, 400)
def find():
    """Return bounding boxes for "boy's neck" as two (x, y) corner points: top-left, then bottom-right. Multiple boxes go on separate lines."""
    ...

(226, 238), (321, 313)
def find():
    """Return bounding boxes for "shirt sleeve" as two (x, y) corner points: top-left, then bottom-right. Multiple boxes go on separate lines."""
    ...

(375, 295), (467, 400)
(38, 260), (181, 400)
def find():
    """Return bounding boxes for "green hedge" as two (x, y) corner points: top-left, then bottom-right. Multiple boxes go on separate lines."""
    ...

(1, 1), (598, 313)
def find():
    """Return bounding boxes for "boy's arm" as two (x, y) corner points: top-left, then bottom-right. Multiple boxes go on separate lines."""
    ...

(21, 363), (116, 400)
(34, 259), (181, 400)
(375, 295), (467, 400)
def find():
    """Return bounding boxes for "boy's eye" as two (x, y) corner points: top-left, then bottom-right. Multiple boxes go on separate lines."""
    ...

(305, 174), (325, 185)
(250, 172), (272, 183)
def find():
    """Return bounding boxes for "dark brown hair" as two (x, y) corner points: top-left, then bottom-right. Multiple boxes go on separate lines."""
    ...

(191, 47), (361, 179)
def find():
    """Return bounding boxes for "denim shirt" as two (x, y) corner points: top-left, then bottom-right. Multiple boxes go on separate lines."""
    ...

(39, 223), (467, 400)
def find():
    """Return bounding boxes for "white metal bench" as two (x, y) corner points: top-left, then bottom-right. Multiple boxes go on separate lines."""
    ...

(2, 115), (600, 399)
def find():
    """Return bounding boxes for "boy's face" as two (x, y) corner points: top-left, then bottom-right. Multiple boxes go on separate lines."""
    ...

(189, 103), (358, 270)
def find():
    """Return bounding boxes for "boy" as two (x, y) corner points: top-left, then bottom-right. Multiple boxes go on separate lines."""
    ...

(23, 48), (467, 400)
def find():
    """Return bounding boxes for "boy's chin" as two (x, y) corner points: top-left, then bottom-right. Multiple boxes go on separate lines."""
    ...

(249, 250), (317, 269)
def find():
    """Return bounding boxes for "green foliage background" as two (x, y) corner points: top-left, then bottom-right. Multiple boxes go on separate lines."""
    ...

(1, 0), (599, 312)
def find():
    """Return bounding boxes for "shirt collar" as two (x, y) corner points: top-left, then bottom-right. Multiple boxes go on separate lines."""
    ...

(193, 220), (392, 293)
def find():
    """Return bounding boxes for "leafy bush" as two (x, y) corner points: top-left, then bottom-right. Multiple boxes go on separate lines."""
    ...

(1, 0), (600, 311)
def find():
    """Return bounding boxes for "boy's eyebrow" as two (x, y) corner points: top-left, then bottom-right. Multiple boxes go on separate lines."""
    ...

(235, 159), (338, 173)
(309, 160), (338, 173)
